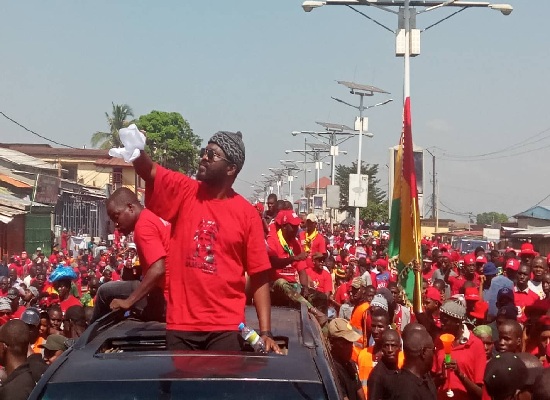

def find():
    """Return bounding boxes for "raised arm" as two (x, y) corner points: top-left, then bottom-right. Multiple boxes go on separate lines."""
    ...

(133, 150), (157, 185)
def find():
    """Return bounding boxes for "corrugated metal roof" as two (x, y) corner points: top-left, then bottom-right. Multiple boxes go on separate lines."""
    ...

(513, 206), (550, 221)
(512, 226), (550, 237)
(0, 174), (32, 188)
(0, 147), (58, 171)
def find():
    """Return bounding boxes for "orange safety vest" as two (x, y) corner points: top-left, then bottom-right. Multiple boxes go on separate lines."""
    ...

(357, 346), (404, 398)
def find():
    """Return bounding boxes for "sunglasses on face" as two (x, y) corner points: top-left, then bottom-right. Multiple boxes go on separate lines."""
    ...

(199, 148), (231, 164)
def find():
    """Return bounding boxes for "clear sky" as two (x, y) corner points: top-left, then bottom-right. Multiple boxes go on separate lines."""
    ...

(0, 1), (545, 222)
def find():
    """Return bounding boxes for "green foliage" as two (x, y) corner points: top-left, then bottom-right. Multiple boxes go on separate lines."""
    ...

(91, 103), (134, 149)
(334, 162), (388, 222)
(476, 212), (509, 225)
(137, 111), (202, 174)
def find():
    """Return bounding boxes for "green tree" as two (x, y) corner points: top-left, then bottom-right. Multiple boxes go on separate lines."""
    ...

(476, 212), (509, 225)
(91, 103), (134, 149)
(334, 162), (388, 223)
(137, 110), (202, 174)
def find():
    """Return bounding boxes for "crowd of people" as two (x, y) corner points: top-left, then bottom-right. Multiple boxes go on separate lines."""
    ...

(2, 125), (550, 400)
(0, 236), (152, 399)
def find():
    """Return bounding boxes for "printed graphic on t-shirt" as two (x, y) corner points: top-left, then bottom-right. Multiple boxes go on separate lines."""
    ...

(187, 219), (218, 274)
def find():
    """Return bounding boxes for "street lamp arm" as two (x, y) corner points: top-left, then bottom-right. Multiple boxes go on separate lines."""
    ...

(418, 0), (456, 13)
(331, 96), (358, 109)
(346, 5), (396, 33)
(421, 7), (467, 32)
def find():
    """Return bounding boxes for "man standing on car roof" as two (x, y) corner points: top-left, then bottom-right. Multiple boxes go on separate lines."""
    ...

(109, 125), (279, 352)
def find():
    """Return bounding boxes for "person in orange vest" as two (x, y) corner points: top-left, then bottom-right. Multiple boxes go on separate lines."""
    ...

(357, 307), (404, 398)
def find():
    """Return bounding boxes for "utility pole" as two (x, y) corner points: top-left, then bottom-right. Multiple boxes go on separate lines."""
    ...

(426, 149), (437, 232)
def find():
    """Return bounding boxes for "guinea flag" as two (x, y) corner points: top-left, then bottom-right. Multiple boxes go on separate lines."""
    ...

(388, 97), (422, 307)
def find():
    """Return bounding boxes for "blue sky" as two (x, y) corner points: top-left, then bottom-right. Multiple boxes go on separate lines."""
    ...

(0, 1), (545, 221)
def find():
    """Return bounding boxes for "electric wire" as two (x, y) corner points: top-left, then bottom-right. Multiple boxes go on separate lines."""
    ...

(0, 111), (77, 149)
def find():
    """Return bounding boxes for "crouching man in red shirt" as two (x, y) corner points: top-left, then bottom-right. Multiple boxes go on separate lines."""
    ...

(91, 187), (169, 323)
(267, 210), (328, 326)
(114, 126), (279, 353)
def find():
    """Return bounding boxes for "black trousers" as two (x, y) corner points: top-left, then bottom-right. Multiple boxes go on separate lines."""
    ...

(166, 330), (242, 351)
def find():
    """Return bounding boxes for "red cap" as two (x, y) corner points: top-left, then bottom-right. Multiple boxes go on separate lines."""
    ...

(439, 251), (451, 259)
(520, 242), (536, 256)
(375, 258), (388, 268)
(465, 287), (480, 301)
(274, 210), (302, 226)
(506, 258), (520, 271)
(505, 247), (517, 255)
(425, 287), (442, 304)
(470, 300), (489, 320)
(463, 254), (476, 265)
(450, 251), (460, 262)
(475, 255), (487, 264)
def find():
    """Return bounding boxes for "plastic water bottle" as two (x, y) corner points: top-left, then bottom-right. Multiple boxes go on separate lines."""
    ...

(238, 322), (266, 353)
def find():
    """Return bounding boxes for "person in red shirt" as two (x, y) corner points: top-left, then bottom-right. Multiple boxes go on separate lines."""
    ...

(61, 228), (69, 251)
(92, 187), (170, 322)
(305, 254), (332, 297)
(422, 259), (438, 286)
(267, 210), (327, 325)
(299, 213), (327, 260)
(434, 298), (485, 400)
(128, 128), (278, 352)
(514, 264), (539, 323)
(448, 255), (478, 296)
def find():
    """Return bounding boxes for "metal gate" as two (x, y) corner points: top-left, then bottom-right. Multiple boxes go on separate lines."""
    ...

(25, 213), (52, 255)
(54, 193), (107, 239)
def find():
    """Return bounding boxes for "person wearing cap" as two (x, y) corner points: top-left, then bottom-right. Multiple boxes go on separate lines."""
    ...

(392, 328), (437, 400)
(447, 254), (479, 296)
(268, 210), (327, 326)
(122, 128), (277, 352)
(414, 286), (443, 340)
(38, 334), (68, 365)
(91, 188), (169, 323)
(483, 353), (528, 400)
(305, 253), (332, 298)
(464, 286), (482, 329)
(372, 258), (390, 290)
(473, 325), (494, 360)
(0, 319), (38, 399)
(481, 262), (498, 300)
(432, 252), (455, 297)
(299, 213), (326, 260)
(326, 318), (364, 400)
(0, 296), (12, 326)
(434, 298), (485, 399)
(528, 256), (547, 300)
(19, 308), (48, 384)
(519, 242), (537, 266)
(534, 315), (550, 365)
(349, 277), (371, 333)
(6, 287), (26, 320)
(514, 264), (539, 323)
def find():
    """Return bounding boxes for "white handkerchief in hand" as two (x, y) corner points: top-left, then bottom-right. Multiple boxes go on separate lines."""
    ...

(108, 124), (146, 163)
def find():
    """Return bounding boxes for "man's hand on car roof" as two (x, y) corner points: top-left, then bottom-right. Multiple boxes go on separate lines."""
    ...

(262, 335), (282, 354)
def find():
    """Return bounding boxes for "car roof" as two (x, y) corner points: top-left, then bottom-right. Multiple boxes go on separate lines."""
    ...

(44, 306), (328, 384)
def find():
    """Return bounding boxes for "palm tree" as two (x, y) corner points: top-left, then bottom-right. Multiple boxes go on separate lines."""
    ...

(91, 103), (134, 149)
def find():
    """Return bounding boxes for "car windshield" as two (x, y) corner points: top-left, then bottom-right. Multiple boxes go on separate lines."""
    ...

(39, 380), (328, 400)
(459, 240), (488, 253)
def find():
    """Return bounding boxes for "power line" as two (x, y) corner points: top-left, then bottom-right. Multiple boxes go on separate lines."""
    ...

(0, 111), (77, 149)
(434, 125), (550, 161)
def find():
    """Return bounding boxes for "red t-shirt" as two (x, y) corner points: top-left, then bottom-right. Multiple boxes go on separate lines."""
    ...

(133, 209), (171, 291)
(266, 234), (307, 283)
(422, 266), (438, 286)
(145, 165), (271, 332)
(513, 286), (539, 323)
(13, 305), (26, 319)
(9, 263), (23, 278)
(60, 295), (82, 314)
(434, 332), (485, 400)
(306, 267), (333, 294)
(299, 230), (327, 256)
(334, 281), (351, 305)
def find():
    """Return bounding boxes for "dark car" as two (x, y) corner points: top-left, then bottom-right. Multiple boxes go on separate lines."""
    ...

(30, 305), (343, 399)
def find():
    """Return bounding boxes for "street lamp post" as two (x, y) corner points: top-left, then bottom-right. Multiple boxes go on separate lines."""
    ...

(332, 81), (392, 239)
